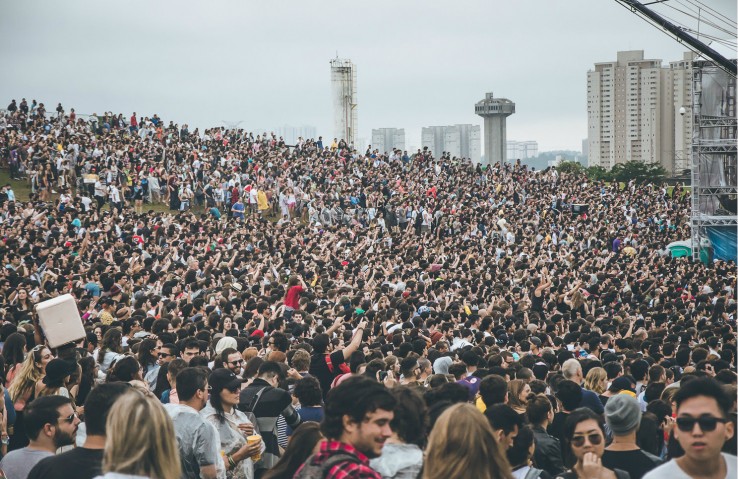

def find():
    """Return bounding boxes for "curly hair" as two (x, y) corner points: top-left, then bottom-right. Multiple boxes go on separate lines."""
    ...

(294, 376), (322, 407)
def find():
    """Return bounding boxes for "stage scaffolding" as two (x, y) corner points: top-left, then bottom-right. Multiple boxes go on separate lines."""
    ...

(690, 60), (737, 261)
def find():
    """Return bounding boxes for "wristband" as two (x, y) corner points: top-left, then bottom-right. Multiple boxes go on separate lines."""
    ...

(227, 454), (236, 468)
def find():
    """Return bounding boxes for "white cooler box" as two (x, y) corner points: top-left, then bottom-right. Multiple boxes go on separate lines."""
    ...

(35, 294), (86, 348)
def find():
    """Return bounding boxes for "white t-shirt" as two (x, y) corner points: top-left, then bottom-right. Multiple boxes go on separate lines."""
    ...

(643, 454), (737, 479)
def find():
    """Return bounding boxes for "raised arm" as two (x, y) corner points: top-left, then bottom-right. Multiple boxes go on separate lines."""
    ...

(342, 319), (368, 360)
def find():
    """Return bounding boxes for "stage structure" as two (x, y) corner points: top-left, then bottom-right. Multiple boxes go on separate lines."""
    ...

(690, 60), (737, 262)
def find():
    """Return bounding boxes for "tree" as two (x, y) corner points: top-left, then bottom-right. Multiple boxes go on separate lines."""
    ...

(585, 165), (612, 182)
(556, 161), (584, 175)
(611, 161), (666, 184)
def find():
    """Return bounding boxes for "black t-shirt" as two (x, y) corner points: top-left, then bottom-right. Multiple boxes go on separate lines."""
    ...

(27, 447), (103, 479)
(309, 350), (346, 400)
(601, 449), (662, 479)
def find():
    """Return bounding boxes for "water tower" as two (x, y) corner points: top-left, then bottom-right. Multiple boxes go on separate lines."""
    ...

(475, 92), (515, 164)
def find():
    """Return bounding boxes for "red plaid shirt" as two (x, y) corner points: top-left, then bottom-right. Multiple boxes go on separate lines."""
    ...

(294, 439), (381, 479)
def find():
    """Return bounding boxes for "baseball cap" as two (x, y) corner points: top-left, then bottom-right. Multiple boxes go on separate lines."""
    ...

(209, 369), (242, 392)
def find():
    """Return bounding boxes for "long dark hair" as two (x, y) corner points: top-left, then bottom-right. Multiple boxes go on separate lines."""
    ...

(106, 356), (140, 383)
(262, 422), (323, 479)
(99, 328), (123, 358)
(207, 381), (229, 424)
(137, 338), (158, 373)
(3, 333), (26, 371)
(77, 356), (97, 406)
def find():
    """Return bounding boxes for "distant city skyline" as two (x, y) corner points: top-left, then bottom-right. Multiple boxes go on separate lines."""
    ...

(1, 1), (734, 152)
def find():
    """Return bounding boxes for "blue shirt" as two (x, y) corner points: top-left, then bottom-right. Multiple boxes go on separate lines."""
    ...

(84, 282), (101, 297)
(288, 406), (323, 435)
(232, 202), (244, 219)
(580, 387), (605, 414)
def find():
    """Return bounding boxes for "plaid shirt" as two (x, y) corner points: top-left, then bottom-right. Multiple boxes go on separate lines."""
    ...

(294, 440), (381, 479)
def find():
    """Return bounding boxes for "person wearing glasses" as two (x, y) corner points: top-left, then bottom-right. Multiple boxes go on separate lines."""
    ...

(643, 377), (736, 479)
(224, 351), (245, 377)
(0, 396), (80, 479)
(158, 344), (178, 366)
(556, 408), (629, 479)
(7, 345), (53, 451)
(201, 369), (263, 479)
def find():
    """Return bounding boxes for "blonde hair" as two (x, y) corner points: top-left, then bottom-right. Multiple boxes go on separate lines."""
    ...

(103, 392), (181, 479)
(424, 403), (513, 479)
(584, 367), (607, 394)
(9, 347), (47, 403)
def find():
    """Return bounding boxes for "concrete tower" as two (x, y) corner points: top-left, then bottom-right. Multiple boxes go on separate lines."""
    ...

(330, 58), (358, 147)
(475, 92), (515, 164)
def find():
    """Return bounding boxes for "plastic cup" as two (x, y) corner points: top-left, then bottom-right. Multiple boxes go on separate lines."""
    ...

(247, 435), (261, 462)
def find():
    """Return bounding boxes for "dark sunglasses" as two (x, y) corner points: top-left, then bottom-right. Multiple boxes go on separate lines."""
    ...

(158, 353), (173, 358)
(570, 433), (603, 447)
(676, 416), (728, 433)
(61, 412), (78, 424)
(228, 359), (243, 365)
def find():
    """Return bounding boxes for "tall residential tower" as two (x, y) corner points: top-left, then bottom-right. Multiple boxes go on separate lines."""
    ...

(587, 50), (695, 173)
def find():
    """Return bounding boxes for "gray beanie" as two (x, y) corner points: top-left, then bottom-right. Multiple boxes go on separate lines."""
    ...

(605, 394), (642, 435)
(433, 356), (453, 375)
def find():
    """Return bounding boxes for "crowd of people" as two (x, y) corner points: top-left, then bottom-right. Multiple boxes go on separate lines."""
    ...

(0, 99), (734, 479)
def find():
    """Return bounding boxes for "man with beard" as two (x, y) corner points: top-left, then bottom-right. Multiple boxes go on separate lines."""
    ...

(293, 376), (396, 479)
(0, 396), (80, 479)
(27, 383), (134, 479)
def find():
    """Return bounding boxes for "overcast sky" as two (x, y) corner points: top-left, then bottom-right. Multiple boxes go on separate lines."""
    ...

(1, 0), (735, 152)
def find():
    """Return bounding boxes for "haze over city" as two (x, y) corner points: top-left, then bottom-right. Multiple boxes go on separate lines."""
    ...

(1, 0), (735, 152)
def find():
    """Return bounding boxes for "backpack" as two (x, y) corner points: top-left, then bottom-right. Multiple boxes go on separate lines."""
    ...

(239, 385), (269, 429)
(293, 452), (361, 479)
(325, 354), (351, 376)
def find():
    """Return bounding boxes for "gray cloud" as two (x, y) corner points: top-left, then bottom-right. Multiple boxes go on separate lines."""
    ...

(1, 0), (734, 151)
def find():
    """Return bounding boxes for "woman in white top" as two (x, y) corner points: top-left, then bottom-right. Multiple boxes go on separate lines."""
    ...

(200, 369), (264, 479)
(96, 329), (124, 377)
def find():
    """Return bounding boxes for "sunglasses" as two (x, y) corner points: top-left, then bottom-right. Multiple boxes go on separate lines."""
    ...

(228, 359), (243, 365)
(570, 433), (603, 448)
(61, 412), (78, 424)
(676, 416), (728, 433)
(158, 352), (173, 358)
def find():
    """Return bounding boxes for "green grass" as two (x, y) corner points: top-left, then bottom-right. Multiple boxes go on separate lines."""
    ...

(0, 170), (195, 214)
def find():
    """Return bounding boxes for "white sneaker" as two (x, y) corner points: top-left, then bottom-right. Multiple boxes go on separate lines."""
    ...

(51, 190), (58, 193)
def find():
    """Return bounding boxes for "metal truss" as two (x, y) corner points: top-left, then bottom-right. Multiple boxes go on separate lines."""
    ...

(690, 62), (737, 261)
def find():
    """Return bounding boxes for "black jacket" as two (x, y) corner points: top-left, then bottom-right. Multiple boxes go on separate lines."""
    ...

(238, 378), (301, 470)
(533, 425), (566, 476)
